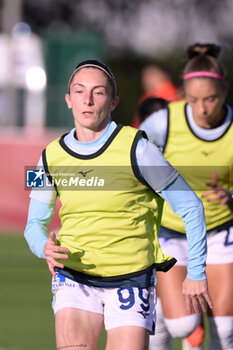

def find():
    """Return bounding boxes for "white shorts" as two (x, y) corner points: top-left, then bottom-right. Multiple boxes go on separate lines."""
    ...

(52, 272), (156, 334)
(159, 226), (233, 265)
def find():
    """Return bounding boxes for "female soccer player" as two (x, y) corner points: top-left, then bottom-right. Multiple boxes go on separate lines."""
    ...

(140, 43), (233, 350)
(24, 59), (212, 350)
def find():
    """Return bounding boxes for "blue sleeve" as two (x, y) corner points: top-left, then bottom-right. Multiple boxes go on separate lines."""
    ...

(136, 138), (179, 192)
(139, 108), (168, 148)
(160, 175), (207, 281)
(24, 198), (56, 258)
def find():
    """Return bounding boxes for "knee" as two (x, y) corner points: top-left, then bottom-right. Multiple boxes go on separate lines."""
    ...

(209, 316), (233, 350)
(164, 314), (200, 338)
(150, 317), (171, 349)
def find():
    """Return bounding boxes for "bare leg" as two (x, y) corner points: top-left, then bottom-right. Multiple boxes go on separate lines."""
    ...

(106, 326), (149, 350)
(206, 263), (233, 316)
(156, 266), (201, 342)
(206, 263), (233, 350)
(55, 307), (104, 350)
(157, 266), (189, 318)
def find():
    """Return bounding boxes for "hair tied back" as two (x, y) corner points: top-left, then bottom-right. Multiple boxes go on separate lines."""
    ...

(187, 43), (221, 59)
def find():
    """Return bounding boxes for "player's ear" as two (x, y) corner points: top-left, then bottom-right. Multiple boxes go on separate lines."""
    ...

(110, 96), (119, 112)
(65, 93), (72, 109)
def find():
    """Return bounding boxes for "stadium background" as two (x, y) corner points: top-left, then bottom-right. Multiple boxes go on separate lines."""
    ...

(1, 0), (233, 348)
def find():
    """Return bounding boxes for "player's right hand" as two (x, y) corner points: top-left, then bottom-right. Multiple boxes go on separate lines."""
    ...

(182, 277), (213, 314)
(44, 231), (70, 276)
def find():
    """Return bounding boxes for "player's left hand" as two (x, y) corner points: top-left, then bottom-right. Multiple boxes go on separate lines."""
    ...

(182, 277), (213, 314)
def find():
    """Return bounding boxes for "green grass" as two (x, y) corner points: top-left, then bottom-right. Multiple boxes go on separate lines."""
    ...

(0, 234), (105, 350)
(0, 234), (209, 350)
(0, 234), (55, 349)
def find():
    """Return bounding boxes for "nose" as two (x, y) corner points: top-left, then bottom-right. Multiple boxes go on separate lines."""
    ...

(198, 101), (207, 115)
(84, 91), (94, 106)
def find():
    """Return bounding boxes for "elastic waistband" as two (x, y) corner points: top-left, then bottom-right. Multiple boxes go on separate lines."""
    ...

(54, 265), (156, 289)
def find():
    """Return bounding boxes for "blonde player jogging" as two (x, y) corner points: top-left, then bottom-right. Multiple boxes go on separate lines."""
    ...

(140, 43), (233, 350)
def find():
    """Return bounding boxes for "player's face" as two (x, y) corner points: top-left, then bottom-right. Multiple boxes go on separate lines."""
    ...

(65, 68), (119, 133)
(185, 78), (227, 129)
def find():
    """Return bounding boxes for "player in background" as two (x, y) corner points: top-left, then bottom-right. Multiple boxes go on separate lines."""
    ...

(140, 43), (233, 350)
(24, 59), (213, 350)
(137, 97), (168, 124)
(131, 64), (178, 128)
(137, 96), (205, 350)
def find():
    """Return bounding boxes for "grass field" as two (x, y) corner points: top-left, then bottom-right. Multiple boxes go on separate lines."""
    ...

(0, 234), (210, 350)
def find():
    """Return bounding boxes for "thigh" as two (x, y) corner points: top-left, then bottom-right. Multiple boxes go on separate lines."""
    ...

(56, 307), (104, 350)
(206, 263), (233, 316)
(106, 326), (149, 350)
(156, 265), (188, 318)
(157, 236), (191, 318)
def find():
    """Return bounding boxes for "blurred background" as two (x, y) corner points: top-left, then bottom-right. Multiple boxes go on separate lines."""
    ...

(1, 0), (233, 231)
(0, 0), (233, 349)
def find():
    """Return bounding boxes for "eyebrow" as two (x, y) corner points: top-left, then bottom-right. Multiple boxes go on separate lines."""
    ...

(71, 83), (107, 89)
(187, 93), (218, 99)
